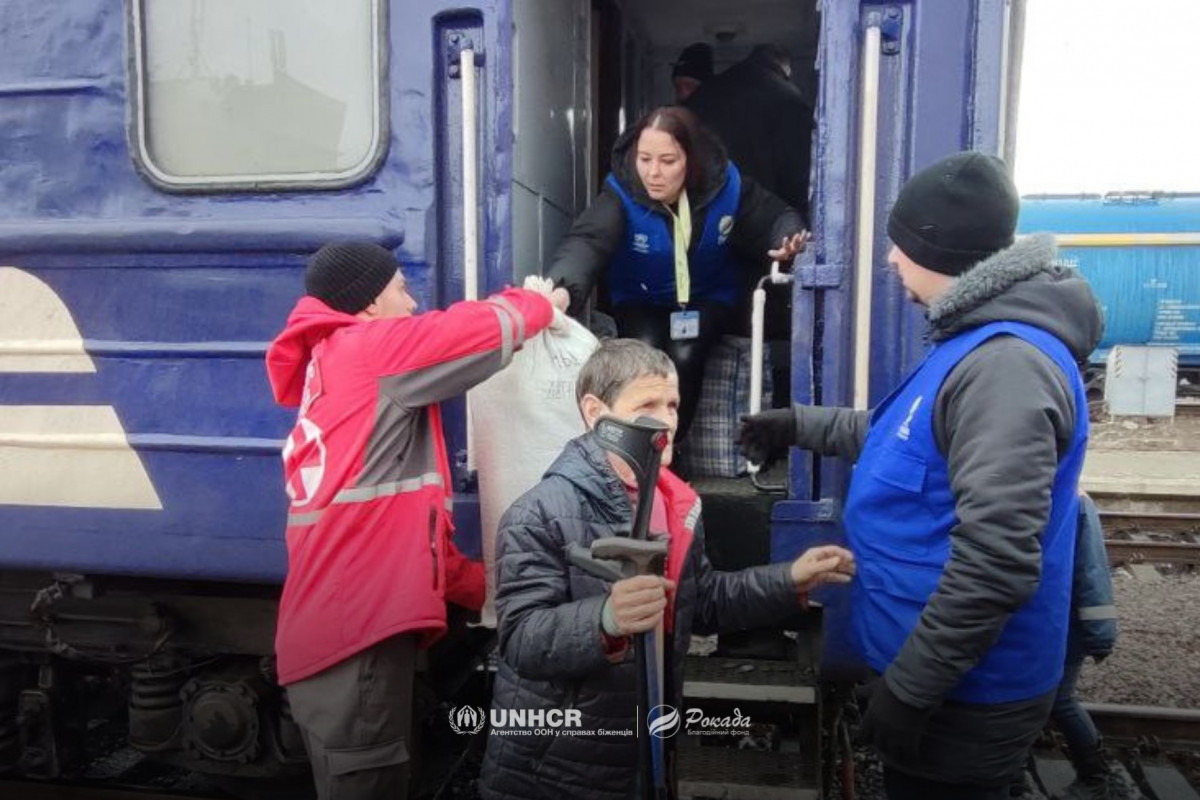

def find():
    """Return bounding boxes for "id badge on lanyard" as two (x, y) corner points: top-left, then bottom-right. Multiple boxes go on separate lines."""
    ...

(670, 309), (700, 340)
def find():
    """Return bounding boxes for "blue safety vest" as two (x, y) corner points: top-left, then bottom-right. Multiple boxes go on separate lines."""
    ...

(606, 163), (742, 307)
(844, 320), (1088, 704)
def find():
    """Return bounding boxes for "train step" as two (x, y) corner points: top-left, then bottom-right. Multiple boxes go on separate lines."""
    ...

(691, 471), (786, 572)
(683, 655), (817, 706)
(676, 741), (819, 800)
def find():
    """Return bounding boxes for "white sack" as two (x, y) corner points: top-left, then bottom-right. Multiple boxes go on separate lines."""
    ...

(474, 285), (599, 626)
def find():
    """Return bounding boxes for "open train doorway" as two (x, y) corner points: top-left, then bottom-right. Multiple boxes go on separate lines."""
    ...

(511, 0), (820, 409)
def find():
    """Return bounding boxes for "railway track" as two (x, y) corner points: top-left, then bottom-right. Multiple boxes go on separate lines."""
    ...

(1101, 510), (1200, 536)
(1104, 538), (1200, 567)
(1095, 506), (1200, 566)
(1085, 703), (1200, 751)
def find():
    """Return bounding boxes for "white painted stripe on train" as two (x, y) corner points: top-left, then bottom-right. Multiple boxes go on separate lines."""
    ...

(0, 267), (96, 373)
(0, 406), (163, 510)
(1, 268), (161, 510)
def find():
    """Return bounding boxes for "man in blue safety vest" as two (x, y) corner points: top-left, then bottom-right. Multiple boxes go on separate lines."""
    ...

(739, 152), (1104, 800)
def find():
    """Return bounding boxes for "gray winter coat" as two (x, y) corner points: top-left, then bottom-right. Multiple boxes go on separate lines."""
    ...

(791, 234), (1103, 783)
(479, 434), (803, 800)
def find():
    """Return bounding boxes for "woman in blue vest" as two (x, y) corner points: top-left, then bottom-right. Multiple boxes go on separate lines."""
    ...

(547, 106), (806, 441)
(739, 152), (1104, 799)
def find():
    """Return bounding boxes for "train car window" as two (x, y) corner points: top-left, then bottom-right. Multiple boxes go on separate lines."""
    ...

(1014, 0), (1200, 195)
(130, 0), (385, 191)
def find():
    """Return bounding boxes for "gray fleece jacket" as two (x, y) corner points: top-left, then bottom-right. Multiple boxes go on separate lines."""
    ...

(794, 234), (1102, 709)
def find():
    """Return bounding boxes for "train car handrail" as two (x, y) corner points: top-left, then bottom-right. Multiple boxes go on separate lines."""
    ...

(853, 19), (883, 411)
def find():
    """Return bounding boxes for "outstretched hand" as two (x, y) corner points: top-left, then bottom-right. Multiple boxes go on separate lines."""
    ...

(522, 275), (571, 313)
(790, 545), (856, 593)
(767, 231), (808, 262)
(736, 409), (796, 466)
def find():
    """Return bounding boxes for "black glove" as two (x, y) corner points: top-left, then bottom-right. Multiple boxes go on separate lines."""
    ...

(736, 409), (795, 466)
(858, 679), (934, 764)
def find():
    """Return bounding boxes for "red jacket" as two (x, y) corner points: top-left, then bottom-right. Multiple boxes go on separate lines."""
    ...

(266, 288), (554, 685)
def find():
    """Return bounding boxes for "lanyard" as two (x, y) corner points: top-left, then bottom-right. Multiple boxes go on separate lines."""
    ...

(664, 190), (692, 306)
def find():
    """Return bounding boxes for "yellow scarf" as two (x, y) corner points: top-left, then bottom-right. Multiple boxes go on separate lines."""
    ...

(664, 190), (692, 306)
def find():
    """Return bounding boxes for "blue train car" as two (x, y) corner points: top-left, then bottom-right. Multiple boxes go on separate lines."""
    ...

(1019, 195), (1200, 367)
(0, 0), (1017, 789)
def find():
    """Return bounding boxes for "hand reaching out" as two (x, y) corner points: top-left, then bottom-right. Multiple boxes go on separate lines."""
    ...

(790, 545), (856, 593)
(767, 231), (809, 262)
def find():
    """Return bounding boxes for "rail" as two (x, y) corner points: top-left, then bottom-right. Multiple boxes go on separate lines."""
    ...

(1084, 704), (1200, 751)
(1100, 510), (1200, 536)
(1104, 539), (1200, 567)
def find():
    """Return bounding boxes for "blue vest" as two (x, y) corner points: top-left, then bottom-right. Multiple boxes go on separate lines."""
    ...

(844, 321), (1088, 704)
(606, 164), (742, 307)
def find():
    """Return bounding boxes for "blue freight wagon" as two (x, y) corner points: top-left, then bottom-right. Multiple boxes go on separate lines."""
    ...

(0, 0), (1018, 792)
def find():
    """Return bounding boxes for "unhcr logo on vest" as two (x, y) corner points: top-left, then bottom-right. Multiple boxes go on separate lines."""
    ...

(646, 704), (752, 737)
(897, 396), (923, 441)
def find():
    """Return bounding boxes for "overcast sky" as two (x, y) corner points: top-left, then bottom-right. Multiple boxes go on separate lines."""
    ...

(1013, 0), (1200, 196)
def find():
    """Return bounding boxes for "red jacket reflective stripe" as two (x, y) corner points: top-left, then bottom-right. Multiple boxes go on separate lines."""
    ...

(266, 288), (554, 685)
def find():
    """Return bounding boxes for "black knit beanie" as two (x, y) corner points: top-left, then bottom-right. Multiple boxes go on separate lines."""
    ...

(304, 242), (398, 314)
(887, 151), (1019, 276)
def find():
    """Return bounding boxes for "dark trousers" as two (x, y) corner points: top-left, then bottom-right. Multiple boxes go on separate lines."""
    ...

(287, 635), (417, 800)
(883, 767), (1010, 800)
(613, 300), (734, 441)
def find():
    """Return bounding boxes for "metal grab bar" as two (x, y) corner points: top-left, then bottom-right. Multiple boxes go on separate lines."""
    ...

(461, 47), (480, 471)
(853, 23), (882, 411)
(461, 48), (480, 303)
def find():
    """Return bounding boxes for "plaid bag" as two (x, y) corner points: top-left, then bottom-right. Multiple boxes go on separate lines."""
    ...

(679, 336), (773, 478)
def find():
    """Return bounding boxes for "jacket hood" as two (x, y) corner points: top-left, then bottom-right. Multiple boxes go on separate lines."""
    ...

(927, 233), (1104, 362)
(609, 122), (731, 211)
(266, 296), (359, 407)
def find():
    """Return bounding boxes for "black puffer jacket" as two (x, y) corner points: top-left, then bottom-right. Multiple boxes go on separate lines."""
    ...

(545, 124), (805, 316)
(685, 50), (814, 219)
(479, 435), (802, 800)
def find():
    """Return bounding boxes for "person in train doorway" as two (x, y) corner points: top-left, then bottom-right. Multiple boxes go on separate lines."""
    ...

(478, 337), (855, 800)
(685, 43), (816, 409)
(670, 42), (713, 102)
(545, 105), (807, 453)
(265, 242), (565, 800)
(737, 152), (1105, 800)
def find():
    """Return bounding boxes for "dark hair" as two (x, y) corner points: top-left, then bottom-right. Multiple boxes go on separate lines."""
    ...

(625, 106), (720, 192)
(576, 339), (676, 408)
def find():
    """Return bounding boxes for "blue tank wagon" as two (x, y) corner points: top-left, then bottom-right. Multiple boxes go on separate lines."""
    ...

(1019, 195), (1200, 372)
(0, 0), (1018, 790)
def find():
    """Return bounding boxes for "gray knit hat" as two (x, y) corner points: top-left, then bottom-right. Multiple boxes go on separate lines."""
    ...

(304, 242), (398, 314)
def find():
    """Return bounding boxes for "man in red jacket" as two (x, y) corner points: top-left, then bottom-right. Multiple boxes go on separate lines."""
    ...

(266, 242), (560, 800)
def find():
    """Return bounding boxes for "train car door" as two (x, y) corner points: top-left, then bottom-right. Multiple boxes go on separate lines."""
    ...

(774, 0), (1022, 674)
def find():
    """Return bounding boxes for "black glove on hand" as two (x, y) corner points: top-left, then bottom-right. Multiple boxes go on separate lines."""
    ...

(858, 680), (934, 764)
(736, 409), (795, 466)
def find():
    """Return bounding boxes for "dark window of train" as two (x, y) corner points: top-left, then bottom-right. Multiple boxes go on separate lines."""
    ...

(130, 0), (386, 191)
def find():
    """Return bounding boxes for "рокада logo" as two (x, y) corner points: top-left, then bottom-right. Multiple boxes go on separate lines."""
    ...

(647, 705), (681, 738)
(449, 705), (487, 735)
